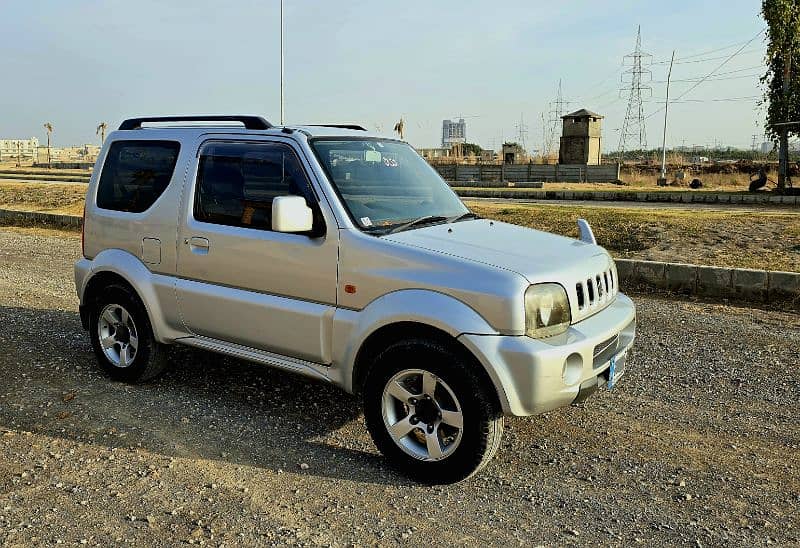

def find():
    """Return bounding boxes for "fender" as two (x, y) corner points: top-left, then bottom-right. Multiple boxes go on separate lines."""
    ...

(77, 249), (186, 343)
(330, 289), (509, 400)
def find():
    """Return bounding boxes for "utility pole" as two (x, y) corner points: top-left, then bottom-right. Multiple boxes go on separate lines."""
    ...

(280, 0), (285, 125)
(659, 50), (675, 185)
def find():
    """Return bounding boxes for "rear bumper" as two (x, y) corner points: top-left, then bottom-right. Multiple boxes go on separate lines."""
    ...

(459, 293), (636, 416)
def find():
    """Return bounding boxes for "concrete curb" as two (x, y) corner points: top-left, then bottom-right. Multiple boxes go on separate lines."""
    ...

(0, 209), (82, 229)
(0, 209), (797, 303)
(0, 174), (90, 183)
(615, 259), (800, 303)
(454, 188), (800, 206)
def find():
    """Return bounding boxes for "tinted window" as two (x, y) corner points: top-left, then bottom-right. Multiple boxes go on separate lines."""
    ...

(194, 141), (315, 230)
(96, 140), (180, 213)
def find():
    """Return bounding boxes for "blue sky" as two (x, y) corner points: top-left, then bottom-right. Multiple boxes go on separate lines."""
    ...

(0, 0), (767, 151)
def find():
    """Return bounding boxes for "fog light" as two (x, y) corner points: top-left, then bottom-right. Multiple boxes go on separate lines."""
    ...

(562, 353), (583, 385)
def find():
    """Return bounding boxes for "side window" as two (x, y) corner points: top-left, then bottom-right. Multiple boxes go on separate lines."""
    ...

(194, 141), (316, 230)
(96, 140), (180, 213)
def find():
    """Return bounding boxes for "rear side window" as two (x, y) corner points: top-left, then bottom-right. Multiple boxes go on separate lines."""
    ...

(96, 140), (180, 213)
(194, 141), (315, 230)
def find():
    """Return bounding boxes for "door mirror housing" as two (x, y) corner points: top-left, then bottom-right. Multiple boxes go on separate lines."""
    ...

(272, 195), (314, 233)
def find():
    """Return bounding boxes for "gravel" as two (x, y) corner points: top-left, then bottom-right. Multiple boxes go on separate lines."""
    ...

(0, 227), (798, 546)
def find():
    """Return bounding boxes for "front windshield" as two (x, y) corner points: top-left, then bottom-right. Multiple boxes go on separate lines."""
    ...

(311, 139), (469, 233)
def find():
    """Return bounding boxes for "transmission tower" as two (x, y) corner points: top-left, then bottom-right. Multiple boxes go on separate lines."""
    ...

(617, 26), (652, 159)
(545, 80), (570, 157)
(515, 113), (529, 151)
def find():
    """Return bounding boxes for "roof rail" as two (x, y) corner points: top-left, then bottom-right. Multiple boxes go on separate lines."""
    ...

(118, 116), (272, 131)
(306, 124), (366, 131)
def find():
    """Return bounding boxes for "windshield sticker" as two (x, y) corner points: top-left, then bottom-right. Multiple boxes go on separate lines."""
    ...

(383, 157), (398, 167)
(360, 217), (373, 227)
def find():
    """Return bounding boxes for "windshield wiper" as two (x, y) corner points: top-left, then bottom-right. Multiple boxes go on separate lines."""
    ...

(447, 212), (481, 223)
(386, 215), (448, 234)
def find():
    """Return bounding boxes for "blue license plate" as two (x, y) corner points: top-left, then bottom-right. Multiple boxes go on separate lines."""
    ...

(607, 348), (628, 389)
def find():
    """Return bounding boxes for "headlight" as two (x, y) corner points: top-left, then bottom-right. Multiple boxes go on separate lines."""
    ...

(525, 283), (571, 338)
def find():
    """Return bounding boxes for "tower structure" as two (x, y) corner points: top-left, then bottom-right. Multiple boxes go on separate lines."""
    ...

(546, 80), (569, 157)
(617, 26), (652, 158)
(515, 113), (529, 151)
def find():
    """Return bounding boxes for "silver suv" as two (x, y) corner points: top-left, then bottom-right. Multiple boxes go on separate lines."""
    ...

(75, 115), (636, 483)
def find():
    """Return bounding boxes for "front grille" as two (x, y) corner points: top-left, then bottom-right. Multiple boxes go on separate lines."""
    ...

(574, 265), (616, 315)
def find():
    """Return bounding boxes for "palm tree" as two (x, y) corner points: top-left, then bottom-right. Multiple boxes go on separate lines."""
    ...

(393, 117), (405, 140)
(43, 122), (53, 167)
(96, 122), (107, 146)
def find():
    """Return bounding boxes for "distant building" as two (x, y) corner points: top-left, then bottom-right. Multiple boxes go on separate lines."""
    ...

(418, 147), (453, 162)
(760, 142), (773, 154)
(502, 143), (528, 164)
(559, 109), (602, 165)
(0, 138), (39, 161)
(441, 118), (467, 149)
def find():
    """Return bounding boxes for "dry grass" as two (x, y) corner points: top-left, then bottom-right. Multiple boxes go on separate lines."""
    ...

(466, 201), (800, 272)
(0, 181), (86, 216)
(0, 181), (796, 272)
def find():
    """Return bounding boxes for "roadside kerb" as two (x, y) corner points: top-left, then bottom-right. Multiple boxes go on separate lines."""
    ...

(0, 209), (82, 229)
(616, 259), (800, 303)
(453, 188), (799, 205)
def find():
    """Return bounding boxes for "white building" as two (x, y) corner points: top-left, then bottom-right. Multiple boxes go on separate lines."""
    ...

(441, 118), (466, 149)
(0, 138), (39, 161)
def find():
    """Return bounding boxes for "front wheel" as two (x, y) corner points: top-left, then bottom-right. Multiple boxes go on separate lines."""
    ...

(364, 339), (504, 484)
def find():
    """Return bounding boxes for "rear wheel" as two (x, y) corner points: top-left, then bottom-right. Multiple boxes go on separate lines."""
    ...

(364, 338), (503, 484)
(89, 284), (168, 383)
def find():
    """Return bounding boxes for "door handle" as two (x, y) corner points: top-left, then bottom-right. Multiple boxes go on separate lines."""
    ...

(186, 236), (210, 255)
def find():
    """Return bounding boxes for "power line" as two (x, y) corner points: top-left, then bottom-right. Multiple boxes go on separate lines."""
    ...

(643, 28), (766, 122)
(651, 72), (763, 84)
(651, 47), (764, 65)
(664, 36), (760, 61)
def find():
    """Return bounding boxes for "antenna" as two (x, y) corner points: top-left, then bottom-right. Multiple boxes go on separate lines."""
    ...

(618, 25), (653, 159)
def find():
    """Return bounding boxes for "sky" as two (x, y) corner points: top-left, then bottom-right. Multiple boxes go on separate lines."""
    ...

(0, 0), (768, 152)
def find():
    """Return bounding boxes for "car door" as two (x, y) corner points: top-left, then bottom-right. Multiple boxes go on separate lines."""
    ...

(174, 138), (338, 364)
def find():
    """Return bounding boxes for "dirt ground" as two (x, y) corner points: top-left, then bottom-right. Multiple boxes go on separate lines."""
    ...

(0, 227), (798, 546)
(467, 201), (800, 272)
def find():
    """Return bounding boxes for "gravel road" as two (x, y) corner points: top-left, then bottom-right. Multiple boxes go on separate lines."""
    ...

(0, 227), (798, 546)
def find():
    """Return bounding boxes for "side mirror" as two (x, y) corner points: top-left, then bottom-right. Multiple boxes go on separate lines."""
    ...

(272, 195), (314, 233)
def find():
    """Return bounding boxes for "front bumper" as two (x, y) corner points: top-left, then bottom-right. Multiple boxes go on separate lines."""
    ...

(458, 293), (636, 416)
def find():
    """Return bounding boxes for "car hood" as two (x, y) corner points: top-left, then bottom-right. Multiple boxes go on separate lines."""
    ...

(382, 219), (611, 283)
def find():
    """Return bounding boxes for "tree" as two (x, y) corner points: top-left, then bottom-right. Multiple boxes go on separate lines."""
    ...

(96, 122), (107, 145)
(43, 122), (53, 167)
(762, 0), (800, 190)
(461, 142), (482, 156)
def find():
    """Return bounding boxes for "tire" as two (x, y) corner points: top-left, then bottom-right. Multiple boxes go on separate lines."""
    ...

(364, 338), (504, 484)
(89, 283), (168, 383)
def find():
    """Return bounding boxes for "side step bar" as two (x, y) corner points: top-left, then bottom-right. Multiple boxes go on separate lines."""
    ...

(176, 336), (330, 383)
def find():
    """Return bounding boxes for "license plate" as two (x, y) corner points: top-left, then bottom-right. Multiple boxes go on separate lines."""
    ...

(607, 348), (628, 389)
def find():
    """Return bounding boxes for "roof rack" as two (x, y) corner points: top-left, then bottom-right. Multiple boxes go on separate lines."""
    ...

(118, 116), (272, 131)
(306, 124), (366, 131)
